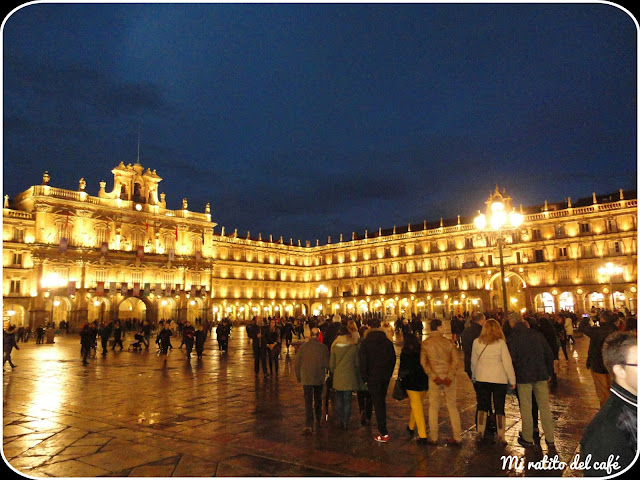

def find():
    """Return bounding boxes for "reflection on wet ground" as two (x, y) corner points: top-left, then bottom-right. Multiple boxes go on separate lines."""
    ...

(3, 327), (601, 476)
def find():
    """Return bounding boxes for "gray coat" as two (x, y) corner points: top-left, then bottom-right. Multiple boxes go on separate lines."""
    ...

(330, 336), (360, 391)
(295, 337), (329, 386)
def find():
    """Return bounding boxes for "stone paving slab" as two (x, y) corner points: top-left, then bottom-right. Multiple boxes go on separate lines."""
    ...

(3, 328), (606, 476)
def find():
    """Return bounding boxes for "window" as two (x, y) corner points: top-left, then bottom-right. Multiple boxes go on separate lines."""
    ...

(532, 229), (542, 240)
(95, 270), (107, 283)
(555, 225), (566, 238)
(12, 253), (22, 266)
(558, 247), (568, 259)
(465, 237), (474, 249)
(558, 268), (570, 281)
(451, 277), (459, 289)
(584, 266), (595, 279)
(612, 241), (622, 255)
(580, 223), (591, 234)
(13, 229), (25, 242)
(535, 249), (544, 263)
(9, 279), (21, 294)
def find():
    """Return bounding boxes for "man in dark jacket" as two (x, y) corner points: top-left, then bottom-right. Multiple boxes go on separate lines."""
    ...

(506, 312), (556, 451)
(250, 317), (269, 377)
(359, 318), (396, 443)
(579, 311), (619, 407)
(295, 327), (330, 435)
(580, 331), (637, 476)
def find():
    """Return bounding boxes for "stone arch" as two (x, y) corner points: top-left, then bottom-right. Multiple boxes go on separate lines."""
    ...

(88, 296), (112, 323)
(117, 296), (149, 322)
(3, 303), (26, 327)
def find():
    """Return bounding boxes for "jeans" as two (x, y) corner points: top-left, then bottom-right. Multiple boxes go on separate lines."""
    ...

(407, 389), (427, 438)
(303, 385), (323, 427)
(336, 390), (353, 426)
(428, 377), (461, 442)
(517, 381), (555, 444)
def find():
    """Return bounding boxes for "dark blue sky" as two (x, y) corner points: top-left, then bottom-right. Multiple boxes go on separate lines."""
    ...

(2, 2), (637, 243)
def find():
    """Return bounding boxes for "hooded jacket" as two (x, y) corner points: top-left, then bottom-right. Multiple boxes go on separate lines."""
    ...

(358, 328), (396, 385)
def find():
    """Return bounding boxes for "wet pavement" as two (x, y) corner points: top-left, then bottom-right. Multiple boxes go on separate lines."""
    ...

(3, 327), (603, 477)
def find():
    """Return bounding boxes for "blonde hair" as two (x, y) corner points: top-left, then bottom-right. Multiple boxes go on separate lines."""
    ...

(477, 319), (505, 345)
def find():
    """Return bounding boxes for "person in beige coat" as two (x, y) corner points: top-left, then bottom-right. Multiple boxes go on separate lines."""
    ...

(420, 319), (462, 446)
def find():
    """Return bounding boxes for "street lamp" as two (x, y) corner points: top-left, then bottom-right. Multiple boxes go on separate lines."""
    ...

(598, 262), (623, 310)
(474, 186), (523, 318)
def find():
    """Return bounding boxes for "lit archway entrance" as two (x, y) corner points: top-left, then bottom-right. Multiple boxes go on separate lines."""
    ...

(537, 292), (555, 313)
(559, 292), (575, 312)
(586, 292), (605, 310)
(119, 297), (147, 322)
(89, 297), (111, 323)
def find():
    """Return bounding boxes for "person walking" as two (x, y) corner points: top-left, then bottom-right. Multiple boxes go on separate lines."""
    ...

(399, 333), (429, 443)
(111, 321), (124, 351)
(156, 323), (173, 355)
(564, 315), (575, 345)
(553, 315), (569, 361)
(250, 317), (269, 377)
(79, 323), (94, 365)
(506, 312), (556, 452)
(295, 327), (330, 435)
(3, 325), (19, 369)
(329, 325), (360, 430)
(471, 319), (516, 445)
(194, 324), (207, 360)
(359, 318), (396, 443)
(580, 331), (637, 476)
(579, 310), (619, 407)
(282, 318), (294, 355)
(421, 319), (462, 446)
(266, 318), (281, 377)
(182, 320), (195, 358)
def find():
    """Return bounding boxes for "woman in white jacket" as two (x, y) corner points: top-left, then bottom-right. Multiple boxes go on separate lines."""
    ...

(471, 319), (516, 444)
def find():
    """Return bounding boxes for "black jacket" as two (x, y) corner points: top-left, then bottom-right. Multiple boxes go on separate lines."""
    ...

(322, 322), (342, 349)
(398, 350), (428, 391)
(579, 317), (618, 374)
(358, 329), (396, 385)
(506, 322), (554, 384)
(580, 382), (637, 476)
(460, 321), (483, 378)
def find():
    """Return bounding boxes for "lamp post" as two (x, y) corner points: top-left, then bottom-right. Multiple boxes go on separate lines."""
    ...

(474, 186), (523, 319)
(598, 262), (623, 310)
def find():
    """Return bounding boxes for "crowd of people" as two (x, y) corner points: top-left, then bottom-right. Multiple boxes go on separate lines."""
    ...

(3, 305), (637, 474)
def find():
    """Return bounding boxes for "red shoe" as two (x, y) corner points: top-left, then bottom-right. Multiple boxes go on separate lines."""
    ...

(374, 434), (389, 443)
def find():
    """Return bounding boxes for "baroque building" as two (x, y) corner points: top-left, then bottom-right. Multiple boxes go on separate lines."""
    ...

(2, 163), (637, 330)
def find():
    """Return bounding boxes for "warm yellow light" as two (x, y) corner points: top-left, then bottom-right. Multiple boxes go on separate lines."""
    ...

(509, 212), (523, 227)
(490, 210), (507, 230)
(7, 310), (15, 316)
(161, 300), (167, 306)
(510, 297), (518, 304)
(93, 300), (99, 306)
(474, 212), (487, 230)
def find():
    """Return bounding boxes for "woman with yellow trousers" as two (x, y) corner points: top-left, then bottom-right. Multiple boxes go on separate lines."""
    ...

(399, 333), (429, 444)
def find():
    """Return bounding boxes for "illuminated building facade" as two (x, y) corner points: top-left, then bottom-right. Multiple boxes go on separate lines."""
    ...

(2, 163), (637, 330)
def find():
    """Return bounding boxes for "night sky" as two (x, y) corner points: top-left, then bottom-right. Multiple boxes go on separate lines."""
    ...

(2, 2), (637, 243)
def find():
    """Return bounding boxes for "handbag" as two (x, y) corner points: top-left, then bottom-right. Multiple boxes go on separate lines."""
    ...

(392, 377), (408, 401)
